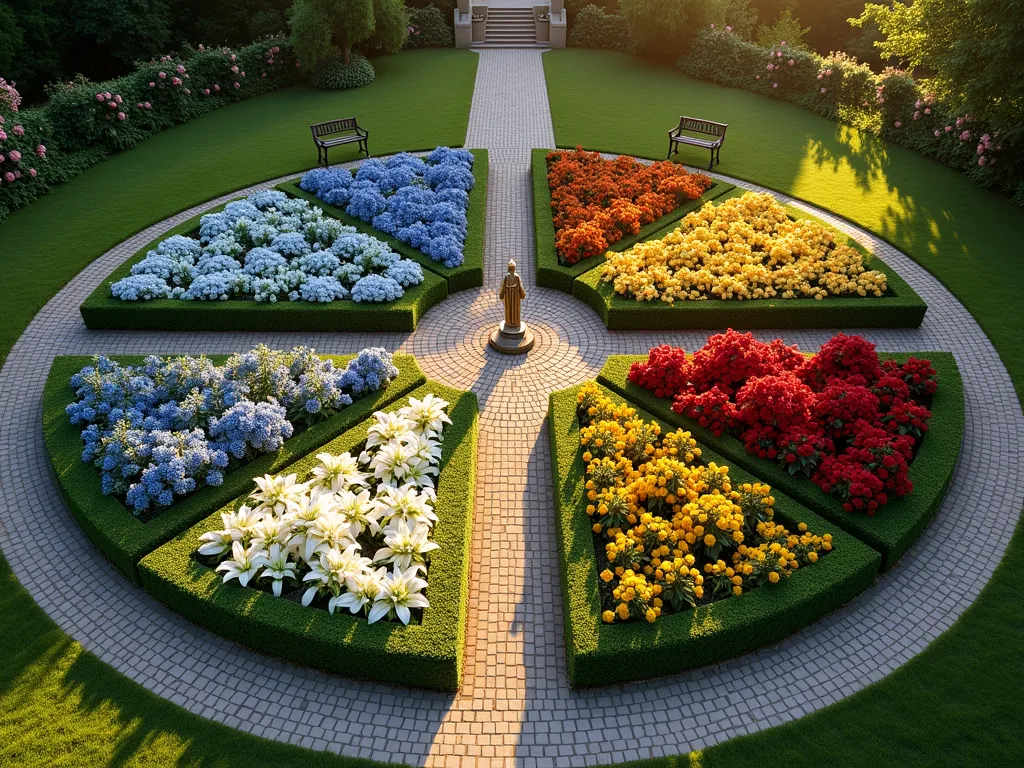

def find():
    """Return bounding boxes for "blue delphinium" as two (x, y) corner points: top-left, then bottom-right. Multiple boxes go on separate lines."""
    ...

(386, 259), (425, 287)
(338, 347), (399, 396)
(351, 274), (405, 303)
(111, 274), (172, 301)
(209, 399), (293, 460)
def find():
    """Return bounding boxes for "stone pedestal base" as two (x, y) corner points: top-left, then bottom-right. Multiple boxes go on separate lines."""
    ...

(488, 321), (535, 355)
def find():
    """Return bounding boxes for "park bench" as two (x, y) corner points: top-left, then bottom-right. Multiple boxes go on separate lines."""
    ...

(667, 116), (728, 170)
(310, 117), (369, 166)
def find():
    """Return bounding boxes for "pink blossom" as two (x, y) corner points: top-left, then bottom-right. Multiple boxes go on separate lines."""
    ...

(3, 172), (14, 183)
(14, 170), (20, 178)
(776, 51), (783, 58)
(213, 84), (221, 92)
(149, 82), (155, 88)
(159, 72), (167, 79)
(172, 77), (182, 86)
(240, 72), (245, 78)
(177, 64), (186, 74)
(725, 25), (732, 32)
(36, 144), (46, 157)
(945, 126), (953, 133)
(817, 73), (823, 80)
(95, 93), (105, 102)
(199, 44), (205, 51)
(230, 54), (237, 61)
(934, 129), (941, 137)
(755, 75), (761, 80)
(915, 100), (922, 109)
(233, 82), (240, 89)
(262, 72), (267, 78)
(960, 130), (970, 141)
(231, 65), (239, 73)
(788, 59), (794, 66)
(955, 116), (964, 127)
(204, 88), (211, 95)
(894, 121), (901, 128)
(115, 94), (122, 104)
(117, 112), (126, 121)
(825, 69), (832, 76)
(772, 82), (778, 88)
(710, 23), (716, 29)
(820, 87), (827, 94)
(913, 111), (920, 120)
(978, 156), (987, 166)
(28, 168), (36, 177)
(0, 129), (6, 141)
(108, 101), (117, 109)
(0, 154), (4, 162)
(12, 124), (24, 136)
(977, 144), (985, 154)
(9, 149), (21, 162)
(767, 64), (774, 71)
(104, 92), (112, 100)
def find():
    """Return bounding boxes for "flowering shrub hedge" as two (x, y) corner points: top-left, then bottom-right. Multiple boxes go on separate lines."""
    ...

(199, 393), (452, 624)
(66, 346), (399, 514)
(548, 148), (713, 264)
(110, 190), (424, 305)
(628, 330), (938, 515)
(300, 147), (475, 268)
(0, 37), (300, 221)
(601, 191), (888, 303)
(575, 382), (831, 625)
(678, 28), (1023, 205)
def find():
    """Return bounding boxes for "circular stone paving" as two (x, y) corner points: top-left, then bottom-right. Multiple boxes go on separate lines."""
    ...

(0, 50), (1022, 767)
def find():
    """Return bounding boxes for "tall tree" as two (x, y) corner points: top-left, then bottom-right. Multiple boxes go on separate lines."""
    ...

(854, 0), (1024, 142)
(619, 0), (713, 61)
(289, 0), (375, 66)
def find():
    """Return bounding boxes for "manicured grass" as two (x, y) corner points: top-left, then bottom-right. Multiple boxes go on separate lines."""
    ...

(530, 148), (736, 293)
(549, 383), (880, 688)
(0, 49), (478, 367)
(0, 554), (397, 768)
(281, 148), (489, 293)
(43, 354), (426, 582)
(599, 353), (964, 570)
(543, 49), (1024, 402)
(141, 381), (478, 691)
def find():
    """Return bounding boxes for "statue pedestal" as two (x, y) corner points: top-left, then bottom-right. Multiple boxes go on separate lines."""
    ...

(488, 320), (535, 355)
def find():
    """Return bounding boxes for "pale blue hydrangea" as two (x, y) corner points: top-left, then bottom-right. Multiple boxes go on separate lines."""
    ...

(209, 399), (293, 459)
(193, 254), (242, 276)
(386, 259), (425, 287)
(299, 275), (348, 302)
(156, 235), (202, 262)
(354, 242), (400, 272)
(223, 200), (260, 223)
(428, 146), (474, 167)
(131, 254), (194, 286)
(182, 271), (247, 300)
(249, 189), (289, 210)
(334, 262), (364, 287)
(111, 274), (172, 301)
(351, 274), (404, 303)
(199, 212), (232, 243)
(354, 159), (388, 185)
(269, 232), (311, 257)
(294, 250), (341, 276)
(203, 233), (245, 259)
(243, 248), (288, 277)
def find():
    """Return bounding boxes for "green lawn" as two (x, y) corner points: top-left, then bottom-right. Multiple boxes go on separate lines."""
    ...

(543, 48), (1024, 404)
(0, 48), (478, 369)
(543, 48), (1024, 768)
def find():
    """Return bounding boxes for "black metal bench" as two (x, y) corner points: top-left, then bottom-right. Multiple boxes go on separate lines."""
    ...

(310, 117), (369, 166)
(667, 116), (728, 169)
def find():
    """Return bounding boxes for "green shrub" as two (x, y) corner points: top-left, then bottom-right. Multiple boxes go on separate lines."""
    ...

(140, 381), (479, 690)
(568, 5), (636, 53)
(406, 6), (454, 48)
(309, 52), (376, 90)
(619, 0), (712, 61)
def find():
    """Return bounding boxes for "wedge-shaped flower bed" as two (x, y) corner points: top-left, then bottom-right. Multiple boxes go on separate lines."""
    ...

(139, 380), (478, 691)
(573, 193), (927, 330)
(284, 147), (488, 292)
(549, 382), (880, 687)
(598, 334), (964, 570)
(80, 190), (447, 332)
(43, 349), (425, 582)
(532, 148), (736, 293)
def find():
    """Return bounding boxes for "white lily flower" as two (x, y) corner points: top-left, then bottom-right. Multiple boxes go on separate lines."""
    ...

(336, 566), (387, 616)
(285, 492), (337, 563)
(368, 564), (430, 625)
(412, 434), (443, 466)
(302, 510), (356, 563)
(373, 520), (439, 571)
(365, 412), (418, 449)
(250, 473), (309, 516)
(260, 543), (297, 597)
(374, 484), (437, 529)
(197, 509), (247, 557)
(398, 394), (451, 438)
(311, 451), (369, 492)
(215, 540), (268, 587)
(301, 545), (371, 614)
(250, 513), (291, 550)
(399, 455), (440, 489)
(368, 439), (418, 486)
(335, 487), (382, 538)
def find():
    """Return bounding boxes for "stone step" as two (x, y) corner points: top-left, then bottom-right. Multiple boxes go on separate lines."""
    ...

(471, 42), (550, 49)
(485, 34), (538, 43)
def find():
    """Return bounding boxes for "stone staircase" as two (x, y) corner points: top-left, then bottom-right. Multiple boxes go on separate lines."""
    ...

(481, 8), (545, 48)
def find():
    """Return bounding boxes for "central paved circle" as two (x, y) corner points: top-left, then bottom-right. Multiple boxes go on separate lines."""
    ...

(0, 49), (1020, 768)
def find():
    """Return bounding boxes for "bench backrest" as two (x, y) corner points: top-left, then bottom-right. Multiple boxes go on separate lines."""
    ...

(677, 116), (727, 137)
(311, 118), (359, 137)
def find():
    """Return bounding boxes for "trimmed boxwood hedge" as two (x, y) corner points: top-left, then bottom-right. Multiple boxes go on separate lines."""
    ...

(279, 148), (489, 293)
(42, 354), (426, 583)
(549, 382), (881, 688)
(531, 147), (737, 294)
(139, 381), (478, 691)
(598, 352), (964, 570)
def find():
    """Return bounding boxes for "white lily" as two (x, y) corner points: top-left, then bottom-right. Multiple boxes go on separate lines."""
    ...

(335, 487), (382, 538)
(250, 513), (291, 550)
(285, 491), (337, 561)
(373, 520), (439, 571)
(365, 411), (417, 449)
(368, 564), (430, 625)
(398, 394), (451, 438)
(336, 566), (387, 616)
(311, 451), (369, 492)
(400, 455), (440, 489)
(250, 473), (309, 516)
(260, 543), (297, 597)
(368, 439), (418, 486)
(302, 510), (356, 563)
(301, 545), (371, 613)
(374, 484), (437, 529)
(215, 540), (268, 587)
(197, 509), (248, 557)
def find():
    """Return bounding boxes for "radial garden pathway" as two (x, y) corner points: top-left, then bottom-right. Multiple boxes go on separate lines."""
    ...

(0, 49), (1021, 767)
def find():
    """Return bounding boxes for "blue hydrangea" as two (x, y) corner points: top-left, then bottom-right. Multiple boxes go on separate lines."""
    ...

(371, 212), (399, 235)
(111, 274), (172, 301)
(131, 254), (194, 286)
(436, 187), (469, 208)
(427, 146), (474, 167)
(299, 167), (353, 195)
(351, 274), (405, 303)
(346, 188), (388, 220)
(295, 250), (342, 276)
(299, 275), (347, 303)
(334, 262), (364, 287)
(223, 200), (261, 223)
(424, 236), (464, 268)
(321, 186), (351, 207)
(269, 231), (311, 257)
(429, 221), (466, 242)
(248, 190), (289, 210)
(209, 399), (293, 459)
(199, 212), (232, 243)
(385, 153), (428, 173)
(338, 347), (399, 396)
(193, 254), (242, 276)
(425, 162), (475, 192)
(202, 233), (245, 259)
(156, 235), (202, 262)
(354, 241), (400, 272)
(330, 232), (376, 262)
(243, 248), (288, 277)
(396, 222), (430, 248)
(386, 259), (425, 287)
(182, 271), (247, 300)
(354, 159), (388, 185)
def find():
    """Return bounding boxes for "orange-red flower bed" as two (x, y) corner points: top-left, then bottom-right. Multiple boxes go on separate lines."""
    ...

(547, 148), (713, 265)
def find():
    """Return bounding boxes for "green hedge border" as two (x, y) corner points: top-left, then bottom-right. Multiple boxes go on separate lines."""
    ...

(139, 380), (478, 692)
(531, 147), (737, 293)
(598, 352), (965, 570)
(278, 148), (488, 293)
(571, 196), (927, 331)
(42, 354), (426, 583)
(549, 382), (881, 688)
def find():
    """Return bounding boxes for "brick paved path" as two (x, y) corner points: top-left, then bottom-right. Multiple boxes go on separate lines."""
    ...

(0, 49), (1021, 766)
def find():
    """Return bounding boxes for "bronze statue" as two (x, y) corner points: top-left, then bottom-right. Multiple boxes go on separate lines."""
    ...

(489, 259), (535, 354)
